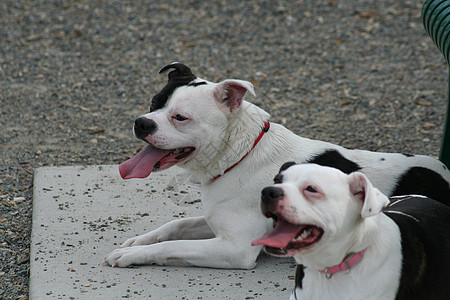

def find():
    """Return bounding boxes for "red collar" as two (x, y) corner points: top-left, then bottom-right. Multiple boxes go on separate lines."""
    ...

(210, 121), (270, 182)
(319, 248), (367, 279)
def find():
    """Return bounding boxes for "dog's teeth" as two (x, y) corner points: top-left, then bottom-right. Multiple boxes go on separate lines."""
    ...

(301, 230), (309, 239)
(299, 232), (307, 240)
(172, 147), (193, 156)
(293, 228), (312, 242)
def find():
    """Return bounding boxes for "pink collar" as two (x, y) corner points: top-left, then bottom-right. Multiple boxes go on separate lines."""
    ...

(210, 121), (270, 182)
(319, 248), (368, 278)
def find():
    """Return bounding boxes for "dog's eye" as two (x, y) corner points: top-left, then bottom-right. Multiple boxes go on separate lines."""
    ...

(174, 114), (188, 121)
(305, 186), (317, 193)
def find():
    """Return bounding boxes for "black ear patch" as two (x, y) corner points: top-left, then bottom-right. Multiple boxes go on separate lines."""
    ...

(273, 173), (284, 184)
(273, 161), (296, 184)
(150, 62), (197, 112)
(279, 161), (297, 173)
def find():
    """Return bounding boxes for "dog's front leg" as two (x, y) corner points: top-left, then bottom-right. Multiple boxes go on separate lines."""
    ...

(120, 216), (214, 247)
(105, 237), (261, 269)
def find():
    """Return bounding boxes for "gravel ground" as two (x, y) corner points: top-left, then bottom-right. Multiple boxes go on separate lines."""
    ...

(0, 0), (447, 298)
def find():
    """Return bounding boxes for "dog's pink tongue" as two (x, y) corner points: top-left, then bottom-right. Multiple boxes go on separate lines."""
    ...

(119, 144), (171, 179)
(252, 220), (301, 248)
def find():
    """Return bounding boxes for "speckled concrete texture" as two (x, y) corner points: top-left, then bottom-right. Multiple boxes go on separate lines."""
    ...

(30, 165), (293, 299)
(2, 1), (448, 297)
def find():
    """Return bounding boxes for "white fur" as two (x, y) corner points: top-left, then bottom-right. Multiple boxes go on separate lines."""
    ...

(104, 76), (449, 269)
(276, 165), (401, 300)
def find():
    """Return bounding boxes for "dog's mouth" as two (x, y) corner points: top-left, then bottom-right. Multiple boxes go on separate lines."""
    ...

(252, 213), (323, 256)
(119, 144), (196, 179)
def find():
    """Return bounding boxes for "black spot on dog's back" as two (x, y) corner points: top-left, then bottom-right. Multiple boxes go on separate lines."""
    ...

(306, 149), (362, 174)
(391, 167), (450, 206)
(384, 196), (450, 299)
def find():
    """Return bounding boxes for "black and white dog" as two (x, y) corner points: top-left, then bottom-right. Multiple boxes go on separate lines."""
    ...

(104, 63), (450, 269)
(253, 163), (450, 299)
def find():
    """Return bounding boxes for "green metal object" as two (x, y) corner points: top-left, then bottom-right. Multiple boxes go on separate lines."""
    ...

(422, 0), (450, 167)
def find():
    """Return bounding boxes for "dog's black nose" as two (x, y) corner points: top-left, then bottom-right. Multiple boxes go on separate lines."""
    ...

(134, 117), (158, 140)
(261, 186), (284, 203)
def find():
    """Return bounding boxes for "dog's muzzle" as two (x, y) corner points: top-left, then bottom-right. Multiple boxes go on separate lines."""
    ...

(134, 117), (158, 140)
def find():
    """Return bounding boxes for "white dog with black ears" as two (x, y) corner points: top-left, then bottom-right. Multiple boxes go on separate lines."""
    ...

(104, 62), (450, 269)
(253, 163), (450, 299)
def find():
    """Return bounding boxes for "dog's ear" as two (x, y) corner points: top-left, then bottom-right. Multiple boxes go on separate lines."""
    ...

(213, 79), (256, 112)
(348, 172), (389, 218)
(273, 162), (296, 183)
(279, 161), (296, 173)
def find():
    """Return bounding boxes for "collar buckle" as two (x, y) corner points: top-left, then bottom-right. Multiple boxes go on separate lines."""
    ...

(344, 251), (361, 273)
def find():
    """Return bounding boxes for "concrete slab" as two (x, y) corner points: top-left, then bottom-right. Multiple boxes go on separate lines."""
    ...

(30, 165), (295, 299)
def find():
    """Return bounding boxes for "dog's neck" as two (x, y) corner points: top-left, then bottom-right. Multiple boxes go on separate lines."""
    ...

(318, 248), (367, 278)
(294, 214), (383, 270)
(293, 215), (402, 299)
(296, 214), (399, 281)
(209, 120), (270, 182)
(184, 101), (271, 182)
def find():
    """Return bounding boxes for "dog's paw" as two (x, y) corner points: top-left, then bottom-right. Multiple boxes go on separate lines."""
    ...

(103, 246), (149, 268)
(120, 232), (166, 248)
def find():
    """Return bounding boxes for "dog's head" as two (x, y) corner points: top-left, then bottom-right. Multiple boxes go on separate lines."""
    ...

(119, 62), (258, 179)
(252, 163), (389, 263)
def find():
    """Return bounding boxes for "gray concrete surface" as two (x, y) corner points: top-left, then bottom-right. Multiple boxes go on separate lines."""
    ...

(30, 165), (294, 299)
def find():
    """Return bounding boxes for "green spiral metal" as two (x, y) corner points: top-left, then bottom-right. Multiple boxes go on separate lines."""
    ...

(422, 0), (450, 167)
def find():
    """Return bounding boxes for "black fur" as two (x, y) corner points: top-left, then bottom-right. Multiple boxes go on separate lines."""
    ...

(295, 265), (305, 289)
(292, 264), (305, 299)
(150, 63), (197, 112)
(306, 149), (362, 174)
(274, 161), (296, 183)
(188, 81), (207, 87)
(273, 173), (283, 184)
(391, 167), (450, 206)
(279, 161), (296, 173)
(292, 196), (450, 299)
(384, 196), (450, 300)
